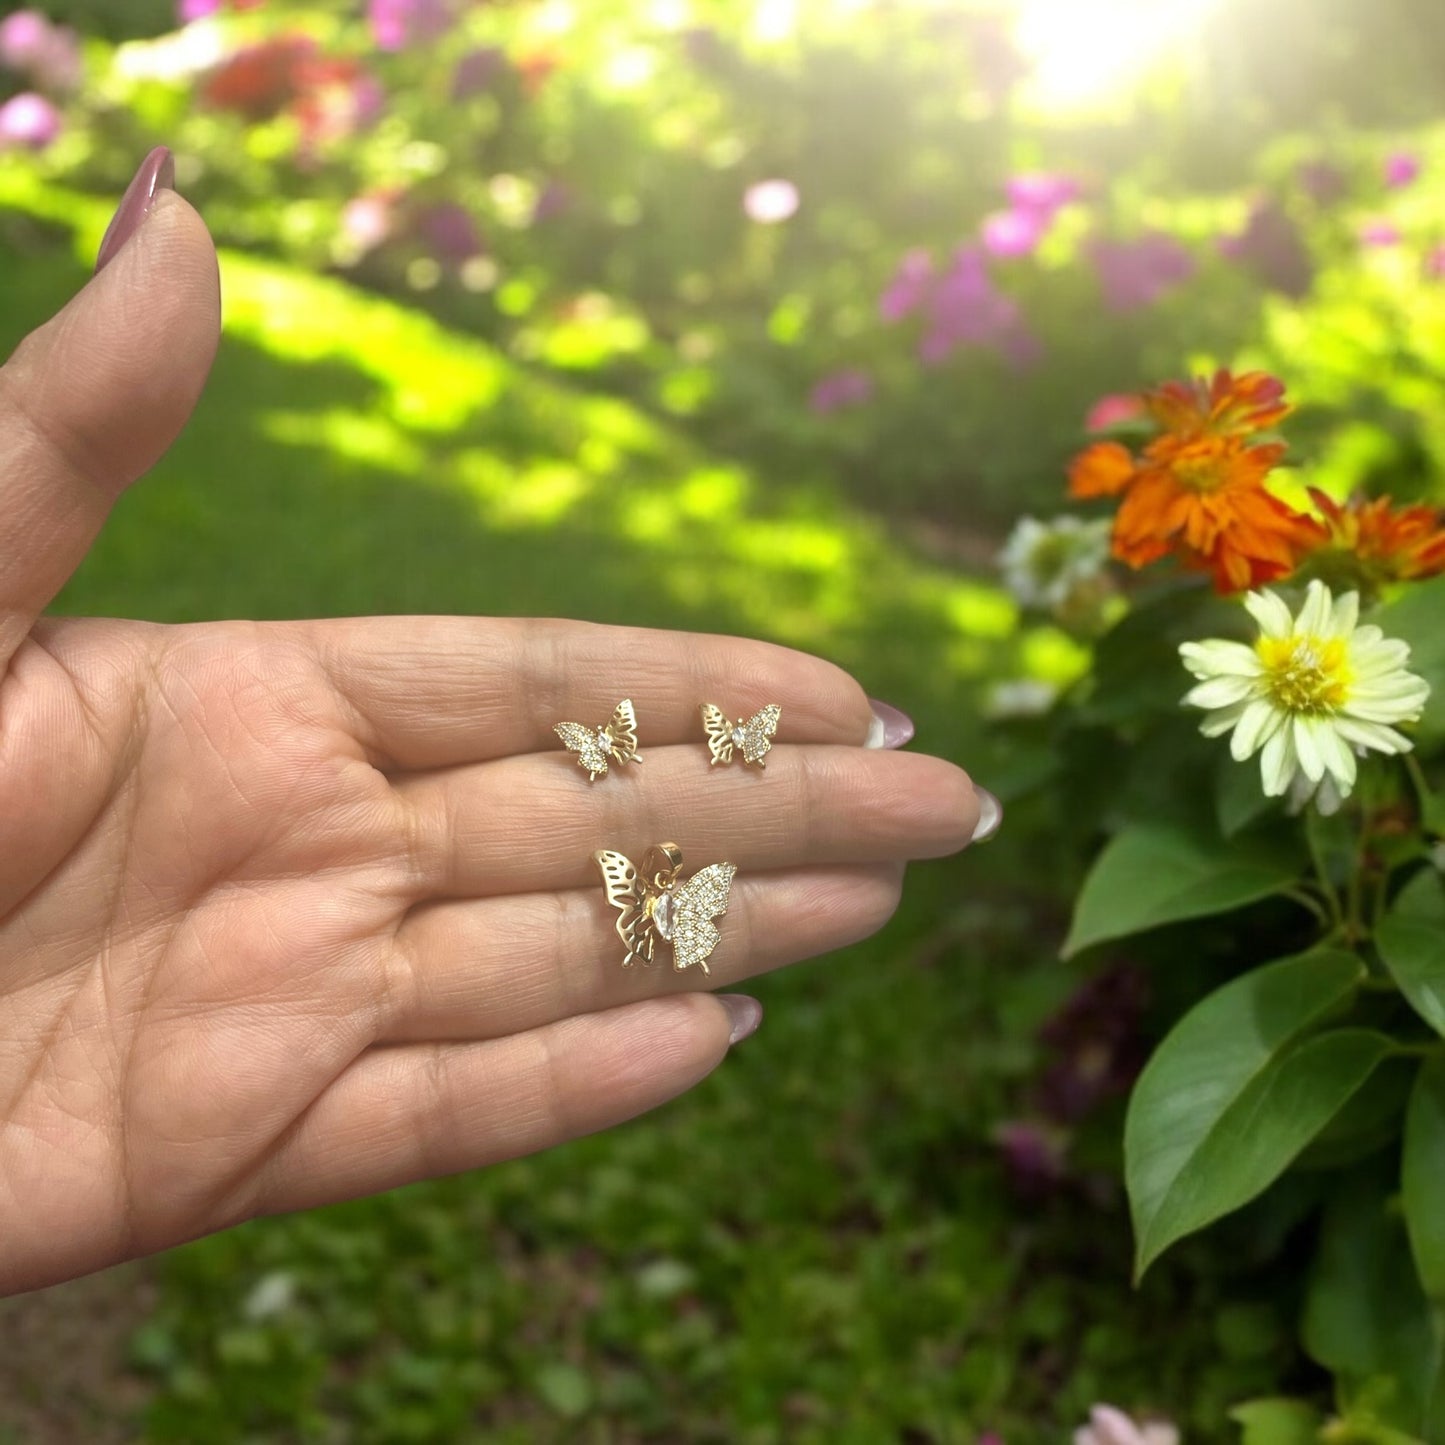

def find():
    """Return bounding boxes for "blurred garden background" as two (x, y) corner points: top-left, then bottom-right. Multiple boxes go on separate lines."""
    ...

(3, 0), (1445, 1439)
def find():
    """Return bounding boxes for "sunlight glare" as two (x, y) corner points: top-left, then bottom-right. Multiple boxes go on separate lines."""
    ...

(1012, 0), (1220, 112)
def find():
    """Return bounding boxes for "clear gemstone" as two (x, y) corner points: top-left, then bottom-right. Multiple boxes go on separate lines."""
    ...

(731, 725), (747, 749)
(652, 890), (675, 940)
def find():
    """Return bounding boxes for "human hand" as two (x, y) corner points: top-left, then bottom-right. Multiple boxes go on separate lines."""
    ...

(0, 151), (993, 1296)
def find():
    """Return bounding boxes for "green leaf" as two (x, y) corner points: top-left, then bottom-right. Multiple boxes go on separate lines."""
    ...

(533, 1364), (593, 1419)
(1404, 1057), (1445, 1302)
(1304, 1170), (1440, 1436)
(1216, 748), (1277, 839)
(1063, 821), (1305, 958)
(1377, 871), (1445, 1038)
(1229, 1399), (1325, 1445)
(1076, 583), (1244, 727)
(1376, 576), (1445, 748)
(1125, 947), (1370, 1277)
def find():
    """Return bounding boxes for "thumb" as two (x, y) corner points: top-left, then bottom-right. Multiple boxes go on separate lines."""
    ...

(0, 147), (220, 665)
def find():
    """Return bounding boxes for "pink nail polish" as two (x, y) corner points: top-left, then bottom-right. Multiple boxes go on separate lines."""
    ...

(866, 699), (915, 749)
(718, 994), (762, 1045)
(95, 146), (175, 274)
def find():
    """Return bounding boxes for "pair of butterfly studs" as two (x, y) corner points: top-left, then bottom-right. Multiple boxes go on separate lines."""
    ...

(552, 699), (783, 782)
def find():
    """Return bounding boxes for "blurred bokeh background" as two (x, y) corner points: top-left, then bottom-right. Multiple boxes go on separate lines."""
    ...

(2, 1), (1443, 1439)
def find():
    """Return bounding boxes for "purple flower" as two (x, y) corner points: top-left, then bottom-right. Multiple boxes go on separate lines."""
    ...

(1298, 158), (1347, 206)
(809, 368), (873, 415)
(1088, 232), (1195, 312)
(879, 248), (934, 322)
(530, 178), (573, 225)
(0, 91), (60, 149)
(1359, 218), (1402, 248)
(414, 201), (483, 262)
(743, 179), (799, 224)
(919, 244), (1038, 366)
(0, 10), (80, 92)
(980, 206), (1050, 258)
(1006, 171), (1080, 216)
(994, 1120), (1067, 1197)
(452, 45), (505, 100)
(1218, 199), (1312, 298)
(368, 0), (452, 52)
(178, 0), (223, 20)
(1385, 150), (1422, 190)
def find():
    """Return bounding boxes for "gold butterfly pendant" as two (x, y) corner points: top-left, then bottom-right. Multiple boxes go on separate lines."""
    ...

(593, 843), (737, 973)
(701, 702), (781, 769)
(554, 698), (642, 781)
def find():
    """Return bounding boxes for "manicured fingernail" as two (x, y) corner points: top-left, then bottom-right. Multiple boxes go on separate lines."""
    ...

(95, 146), (176, 274)
(865, 699), (915, 749)
(718, 993), (762, 1045)
(971, 787), (1003, 843)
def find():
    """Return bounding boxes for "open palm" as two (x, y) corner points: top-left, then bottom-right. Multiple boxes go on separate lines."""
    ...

(0, 172), (984, 1297)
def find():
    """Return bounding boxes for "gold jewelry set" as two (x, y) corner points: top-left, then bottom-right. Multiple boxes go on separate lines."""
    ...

(552, 699), (783, 975)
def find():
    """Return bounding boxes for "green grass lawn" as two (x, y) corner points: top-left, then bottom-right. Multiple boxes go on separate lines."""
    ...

(0, 183), (1301, 1443)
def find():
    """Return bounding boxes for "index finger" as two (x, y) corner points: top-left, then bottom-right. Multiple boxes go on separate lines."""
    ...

(296, 615), (887, 770)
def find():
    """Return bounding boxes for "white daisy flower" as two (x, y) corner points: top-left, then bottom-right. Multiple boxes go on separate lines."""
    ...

(1180, 579), (1431, 815)
(998, 514), (1112, 612)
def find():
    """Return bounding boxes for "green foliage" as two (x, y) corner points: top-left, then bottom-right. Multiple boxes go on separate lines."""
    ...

(1063, 822), (1305, 959)
(1124, 948), (1368, 1277)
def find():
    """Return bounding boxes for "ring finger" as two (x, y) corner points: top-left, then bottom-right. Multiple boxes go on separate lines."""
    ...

(381, 863), (904, 1043)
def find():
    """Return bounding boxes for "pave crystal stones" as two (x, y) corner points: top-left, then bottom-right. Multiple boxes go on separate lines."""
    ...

(594, 844), (736, 972)
(701, 702), (783, 769)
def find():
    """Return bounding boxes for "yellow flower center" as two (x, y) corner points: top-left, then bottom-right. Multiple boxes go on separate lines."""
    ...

(1256, 635), (1351, 712)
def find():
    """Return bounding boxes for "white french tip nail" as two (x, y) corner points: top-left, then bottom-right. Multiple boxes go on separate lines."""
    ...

(865, 713), (886, 748)
(971, 788), (1003, 843)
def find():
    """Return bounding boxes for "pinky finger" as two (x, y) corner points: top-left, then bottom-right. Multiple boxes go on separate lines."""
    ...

(248, 994), (757, 1217)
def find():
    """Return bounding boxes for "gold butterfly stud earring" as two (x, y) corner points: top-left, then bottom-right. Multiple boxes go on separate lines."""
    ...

(700, 702), (781, 770)
(554, 698), (642, 781)
(593, 842), (736, 972)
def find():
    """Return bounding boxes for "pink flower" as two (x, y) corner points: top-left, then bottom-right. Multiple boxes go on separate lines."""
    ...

(0, 91), (60, 148)
(1006, 171), (1080, 216)
(880, 248), (934, 322)
(809, 368), (873, 414)
(1088, 232), (1195, 312)
(1074, 1405), (1179, 1445)
(1359, 218), (1402, 247)
(981, 206), (1050, 258)
(178, 0), (223, 20)
(1426, 244), (1445, 279)
(368, 0), (453, 52)
(1385, 150), (1422, 189)
(1085, 393), (1145, 432)
(743, 179), (799, 224)
(0, 10), (80, 92)
(342, 193), (395, 252)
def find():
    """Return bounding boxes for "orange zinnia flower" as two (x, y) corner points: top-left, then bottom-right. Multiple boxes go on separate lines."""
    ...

(1301, 487), (1445, 583)
(1144, 368), (1290, 441)
(1068, 413), (1320, 593)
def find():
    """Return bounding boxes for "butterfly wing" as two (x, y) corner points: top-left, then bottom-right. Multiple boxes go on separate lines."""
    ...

(555, 721), (609, 779)
(700, 703), (734, 766)
(668, 862), (736, 973)
(740, 704), (782, 767)
(593, 850), (655, 965)
(606, 698), (641, 766)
